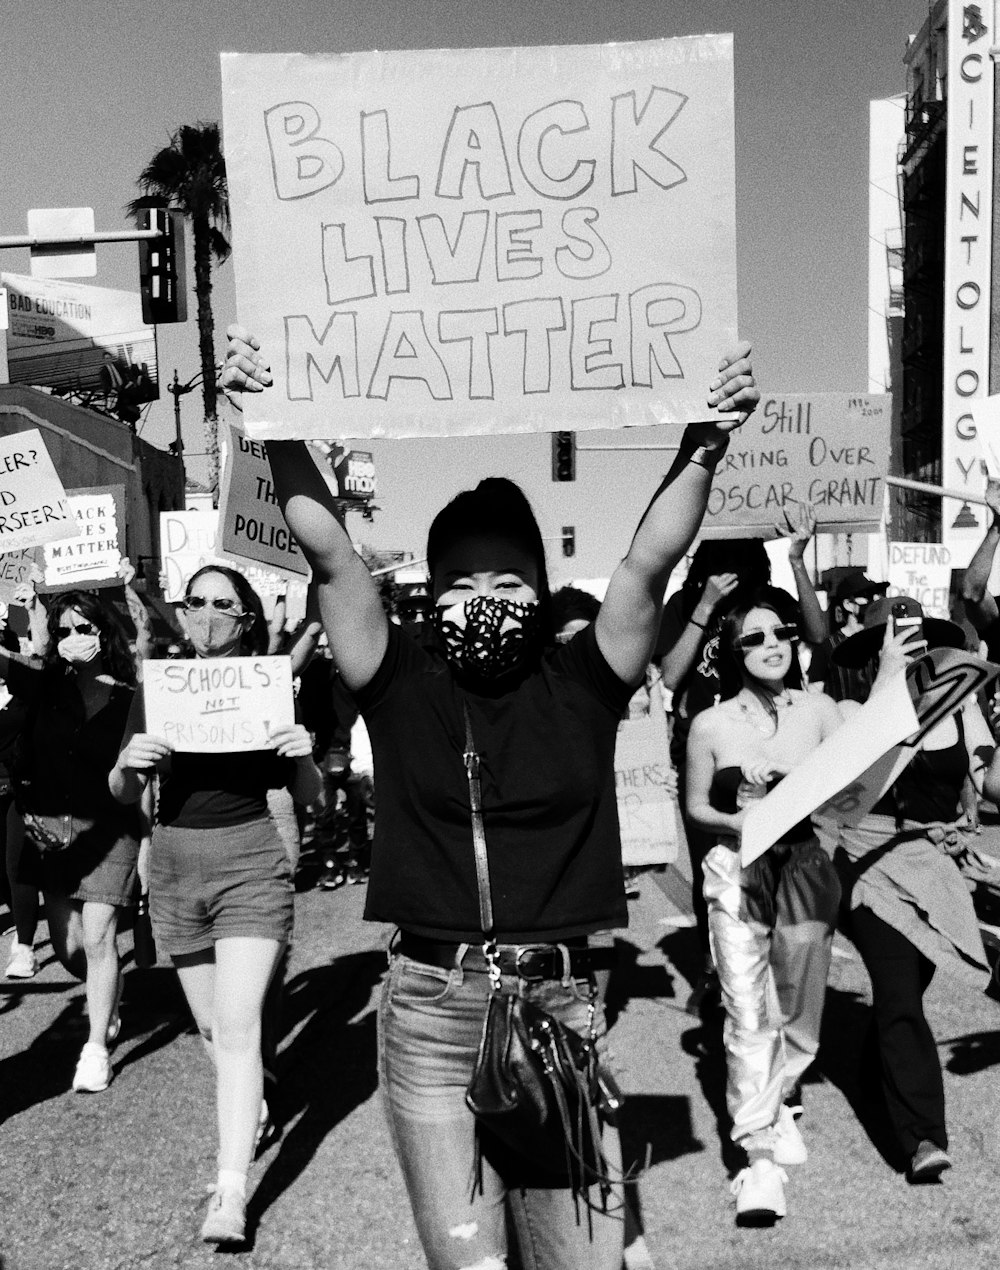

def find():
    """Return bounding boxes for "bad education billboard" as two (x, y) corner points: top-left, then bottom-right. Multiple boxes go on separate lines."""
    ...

(221, 36), (737, 440)
(2, 273), (158, 397)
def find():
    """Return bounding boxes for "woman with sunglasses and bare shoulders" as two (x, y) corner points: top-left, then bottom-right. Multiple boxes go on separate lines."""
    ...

(0, 590), (141, 1094)
(685, 599), (843, 1227)
(109, 565), (320, 1245)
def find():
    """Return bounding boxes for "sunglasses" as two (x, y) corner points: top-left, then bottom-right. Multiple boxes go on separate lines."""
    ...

(735, 623), (799, 650)
(182, 596), (246, 617)
(56, 621), (96, 638)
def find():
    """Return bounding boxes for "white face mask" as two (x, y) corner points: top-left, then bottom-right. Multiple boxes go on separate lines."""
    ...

(58, 632), (102, 665)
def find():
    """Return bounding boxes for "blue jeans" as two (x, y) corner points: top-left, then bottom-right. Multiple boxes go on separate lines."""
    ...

(378, 949), (625, 1270)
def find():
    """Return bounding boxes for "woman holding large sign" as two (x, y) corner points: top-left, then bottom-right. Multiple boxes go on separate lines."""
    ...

(110, 565), (320, 1245)
(222, 325), (758, 1269)
(685, 600), (843, 1226)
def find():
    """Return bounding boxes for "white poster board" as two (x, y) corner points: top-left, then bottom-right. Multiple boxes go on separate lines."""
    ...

(142, 655), (294, 752)
(615, 681), (678, 867)
(36, 485), (125, 591)
(700, 393), (890, 538)
(886, 541), (953, 619)
(0, 429), (79, 552)
(217, 425), (309, 580)
(221, 37), (737, 440)
(0, 549), (37, 603)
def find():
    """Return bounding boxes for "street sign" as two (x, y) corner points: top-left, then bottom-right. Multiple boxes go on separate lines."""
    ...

(27, 208), (97, 279)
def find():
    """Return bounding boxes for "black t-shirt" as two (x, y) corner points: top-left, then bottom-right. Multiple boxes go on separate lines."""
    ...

(807, 629), (873, 703)
(354, 621), (636, 942)
(156, 749), (296, 828)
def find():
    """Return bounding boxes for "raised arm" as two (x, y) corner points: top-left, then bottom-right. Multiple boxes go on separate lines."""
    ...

(222, 327), (388, 692)
(596, 345), (759, 685)
(659, 572), (738, 690)
(119, 560), (154, 661)
(778, 502), (827, 644)
(960, 478), (1000, 634)
(14, 570), (49, 659)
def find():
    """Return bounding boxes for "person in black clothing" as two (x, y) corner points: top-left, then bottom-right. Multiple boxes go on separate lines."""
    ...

(960, 475), (1000, 664)
(806, 569), (887, 703)
(223, 323), (759, 1270)
(659, 508), (827, 1011)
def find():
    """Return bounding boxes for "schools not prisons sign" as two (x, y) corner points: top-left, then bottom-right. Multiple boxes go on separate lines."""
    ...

(221, 38), (737, 440)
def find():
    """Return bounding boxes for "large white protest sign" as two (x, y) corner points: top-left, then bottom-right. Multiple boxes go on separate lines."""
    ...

(36, 485), (125, 592)
(700, 393), (890, 538)
(221, 37), (737, 440)
(0, 429), (78, 553)
(217, 426), (309, 581)
(886, 541), (952, 619)
(0, 549), (36, 602)
(160, 510), (307, 611)
(615, 682), (678, 867)
(142, 655), (294, 752)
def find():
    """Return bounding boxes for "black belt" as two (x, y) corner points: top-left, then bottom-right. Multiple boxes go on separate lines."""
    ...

(396, 931), (615, 981)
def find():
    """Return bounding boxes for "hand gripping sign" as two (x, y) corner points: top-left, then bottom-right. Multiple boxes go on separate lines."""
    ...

(740, 648), (1000, 867)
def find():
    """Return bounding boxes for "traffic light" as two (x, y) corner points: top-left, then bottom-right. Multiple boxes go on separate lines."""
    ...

(551, 431), (576, 481)
(138, 208), (187, 324)
(562, 526), (575, 557)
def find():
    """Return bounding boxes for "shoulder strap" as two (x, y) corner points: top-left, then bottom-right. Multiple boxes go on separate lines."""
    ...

(462, 702), (494, 937)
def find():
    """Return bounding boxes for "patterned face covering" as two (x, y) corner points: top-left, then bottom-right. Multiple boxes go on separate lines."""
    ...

(435, 595), (541, 680)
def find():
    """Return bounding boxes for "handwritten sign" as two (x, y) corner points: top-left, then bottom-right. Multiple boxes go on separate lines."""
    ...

(159, 510), (308, 609)
(887, 541), (953, 619)
(700, 393), (891, 538)
(615, 681), (678, 866)
(0, 549), (36, 602)
(0, 429), (78, 553)
(142, 655), (294, 752)
(221, 37), (737, 441)
(218, 426), (309, 580)
(36, 485), (125, 592)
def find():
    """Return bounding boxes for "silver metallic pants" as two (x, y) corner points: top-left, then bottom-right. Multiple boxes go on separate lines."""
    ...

(703, 837), (840, 1150)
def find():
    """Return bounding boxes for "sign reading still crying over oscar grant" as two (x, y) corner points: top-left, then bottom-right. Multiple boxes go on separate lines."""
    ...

(700, 393), (890, 538)
(221, 37), (737, 441)
(142, 655), (294, 753)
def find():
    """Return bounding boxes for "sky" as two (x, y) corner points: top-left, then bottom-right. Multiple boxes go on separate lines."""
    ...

(1, 0), (929, 582)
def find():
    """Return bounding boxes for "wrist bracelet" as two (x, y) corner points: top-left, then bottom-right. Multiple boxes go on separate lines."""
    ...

(687, 443), (726, 471)
(690, 617), (707, 631)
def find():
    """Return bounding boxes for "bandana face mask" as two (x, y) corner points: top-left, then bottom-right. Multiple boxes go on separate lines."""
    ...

(435, 595), (540, 680)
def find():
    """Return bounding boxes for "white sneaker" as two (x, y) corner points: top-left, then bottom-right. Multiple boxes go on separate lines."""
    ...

(771, 1104), (808, 1165)
(5, 940), (37, 979)
(73, 1042), (112, 1093)
(731, 1159), (788, 1226)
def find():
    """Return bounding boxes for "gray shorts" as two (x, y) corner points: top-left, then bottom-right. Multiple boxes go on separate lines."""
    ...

(150, 816), (294, 957)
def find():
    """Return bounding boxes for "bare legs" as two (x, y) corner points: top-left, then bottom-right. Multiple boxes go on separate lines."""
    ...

(43, 893), (120, 1047)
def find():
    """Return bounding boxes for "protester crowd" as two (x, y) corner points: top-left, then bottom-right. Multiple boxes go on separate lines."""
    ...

(2, 332), (1000, 1265)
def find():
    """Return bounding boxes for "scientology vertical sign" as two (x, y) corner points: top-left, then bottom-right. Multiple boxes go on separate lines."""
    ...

(941, 0), (996, 563)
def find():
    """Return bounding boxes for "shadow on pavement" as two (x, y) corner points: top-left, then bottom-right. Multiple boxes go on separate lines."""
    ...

(941, 1027), (1000, 1075)
(246, 950), (385, 1240)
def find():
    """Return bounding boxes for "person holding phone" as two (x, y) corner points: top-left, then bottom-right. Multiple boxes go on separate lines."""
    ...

(831, 595), (1000, 1184)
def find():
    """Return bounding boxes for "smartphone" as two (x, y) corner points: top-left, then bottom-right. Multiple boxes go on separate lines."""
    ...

(891, 601), (927, 654)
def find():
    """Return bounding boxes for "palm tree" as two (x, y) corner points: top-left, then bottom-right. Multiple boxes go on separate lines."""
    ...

(127, 122), (230, 497)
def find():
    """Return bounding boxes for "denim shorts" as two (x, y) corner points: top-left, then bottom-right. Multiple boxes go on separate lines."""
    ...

(18, 816), (139, 908)
(150, 816), (293, 957)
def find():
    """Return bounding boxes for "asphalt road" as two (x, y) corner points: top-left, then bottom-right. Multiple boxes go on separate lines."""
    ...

(2, 839), (1000, 1270)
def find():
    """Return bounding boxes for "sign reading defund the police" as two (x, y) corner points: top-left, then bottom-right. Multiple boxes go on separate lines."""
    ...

(699, 393), (891, 538)
(0, 429), (78, 553)
(221, 37), (737, 441)
(218, 426), (309, 580)
(36, 485), (125, 592)
(142, 655), (295, 752)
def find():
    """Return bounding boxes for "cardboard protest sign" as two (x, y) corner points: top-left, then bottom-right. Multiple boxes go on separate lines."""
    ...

(0, 429), (78, 553)
(887, 541), (953, 619)
(615, 681), (678, 866)
(142, 655), (294, 752)
(160, 510), (308, 607)
(0, 549), (37, 602)
(700, 393), (890, 538)
(217, 426), (309, 581)
(36, 485), (125, 592)
(221, 37), (737, 440)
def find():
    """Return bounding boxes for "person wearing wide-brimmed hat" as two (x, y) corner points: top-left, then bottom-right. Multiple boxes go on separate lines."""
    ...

(832, 596), (1000, 1184)
(807, 570), (888, 703)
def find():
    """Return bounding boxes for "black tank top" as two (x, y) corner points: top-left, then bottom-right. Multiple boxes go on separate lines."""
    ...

(871, 714), (967, 824)
(710, 765), (814, 844)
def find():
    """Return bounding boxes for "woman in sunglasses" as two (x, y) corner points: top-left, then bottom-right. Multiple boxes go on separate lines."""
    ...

(685, 601), (843, 1227)
(110, 565), (320, 1244)
(0, 589), (141, 1094)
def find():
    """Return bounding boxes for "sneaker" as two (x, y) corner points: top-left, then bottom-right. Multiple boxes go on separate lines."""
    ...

(73, 1042), (112, 1093)
(771, 1104), (808, 1166)
(201, 1185), (246, 1244)
(907, 1140), (952, 1184)
(5, 940), (37, 979)
(731, 1159), (788, 1226)
(317, 864), (346, 890)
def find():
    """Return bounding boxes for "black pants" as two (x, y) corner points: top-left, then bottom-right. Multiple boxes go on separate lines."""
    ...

(849, 905), (945, 1156)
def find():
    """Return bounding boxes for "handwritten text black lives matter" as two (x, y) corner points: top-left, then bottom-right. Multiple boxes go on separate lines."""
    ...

(263, 91), (703, 404)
